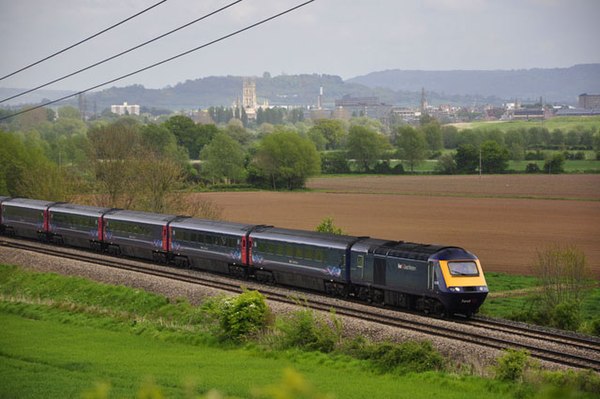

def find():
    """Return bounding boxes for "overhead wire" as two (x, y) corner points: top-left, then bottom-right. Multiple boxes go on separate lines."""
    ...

(0, 0), (169, 82)
(0, 0), (316, 121)
(0, 0), (245, 104)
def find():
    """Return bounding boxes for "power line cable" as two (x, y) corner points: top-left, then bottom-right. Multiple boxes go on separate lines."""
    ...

(0, 0), (316, 121)
(0, 0), (245, 104)
(0, 0), (168, 82)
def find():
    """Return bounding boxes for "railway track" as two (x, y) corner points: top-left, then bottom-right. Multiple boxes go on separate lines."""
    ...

(2, 237), (599, 372)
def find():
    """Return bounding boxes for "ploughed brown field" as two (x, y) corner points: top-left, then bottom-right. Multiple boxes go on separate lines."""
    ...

(192, 175), (600, 278)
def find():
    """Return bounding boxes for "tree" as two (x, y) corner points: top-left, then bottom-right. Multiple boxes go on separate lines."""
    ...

(140, 124), (178, 158)
(396, 125), (427, 172)
(455, 144), (479, 174)
(57, 106), (81, 120)
(200, 132), (247, 184)
(251, 130), (320, 190)
(422, 121), (443, 151)
(133, 154), (184, 213)
(345, 125), (390, 172)
(434, 153), (457, 174)
(315, 217), (344, 235)
(532, 244), (590, 329)
(320, 151), (350, 174)
(544, 153), (565, 174)
(224, 119), (251, 145)
(195, 123), (219, 154)
(162, 115), (202, 158)
(88, 121), (143, 207)
(441, 125), (459, 149)
(308, 119), (346, 150)
(480, 140), (510, 173)
(0, 130), (71, 200)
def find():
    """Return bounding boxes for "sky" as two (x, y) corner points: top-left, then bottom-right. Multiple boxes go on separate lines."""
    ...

(0, 0), (599, 92)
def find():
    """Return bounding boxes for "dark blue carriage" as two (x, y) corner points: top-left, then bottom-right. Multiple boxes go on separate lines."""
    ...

(0, 196), (11, 233)
(48, 203), (113, 250)
(169, 218), (252, 274)
(0, 198), (57, 240)
(249, 227), (361, 294)
(102, 210), (177, 262)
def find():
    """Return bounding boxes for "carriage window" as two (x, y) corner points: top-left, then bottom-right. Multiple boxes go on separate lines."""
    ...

(357, 255), (364, 268)
(314, 249), (324, 263)
(447, 261), (479, 276)
(305, 247), (314, 261)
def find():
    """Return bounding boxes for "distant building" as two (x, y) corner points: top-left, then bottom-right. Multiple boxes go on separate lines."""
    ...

(111, 102), (140, 116)
(578, 93), (600, 109)
(333, 95), (392, 120)
(511, 108), (545, 120)
(237, 78), (269, 121)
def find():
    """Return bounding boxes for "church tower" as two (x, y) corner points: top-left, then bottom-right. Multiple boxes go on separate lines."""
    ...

(242, 78), (257, 110)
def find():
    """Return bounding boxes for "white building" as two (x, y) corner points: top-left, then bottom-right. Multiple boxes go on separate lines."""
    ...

(111, 102), (140, 116)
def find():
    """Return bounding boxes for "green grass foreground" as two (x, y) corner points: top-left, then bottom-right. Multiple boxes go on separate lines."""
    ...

(0, 265), (597, 398)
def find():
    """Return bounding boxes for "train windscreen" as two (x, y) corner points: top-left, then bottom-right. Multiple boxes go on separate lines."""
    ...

(447, 261), (479, 276)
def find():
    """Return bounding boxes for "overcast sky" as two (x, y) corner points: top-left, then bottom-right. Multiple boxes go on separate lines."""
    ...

(0, 0), (599, 91)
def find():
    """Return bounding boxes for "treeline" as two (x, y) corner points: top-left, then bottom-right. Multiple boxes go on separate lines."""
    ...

(207, 106), (304, 126)
(2, 107), (600, 208)
(0, 106), (322, 209)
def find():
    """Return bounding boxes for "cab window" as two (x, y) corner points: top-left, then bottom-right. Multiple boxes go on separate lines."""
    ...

(448, 261), (479, 276)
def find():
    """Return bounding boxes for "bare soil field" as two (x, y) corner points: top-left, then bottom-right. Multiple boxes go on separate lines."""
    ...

(307, 174), (600, 200)
(192, 175), (600, 278)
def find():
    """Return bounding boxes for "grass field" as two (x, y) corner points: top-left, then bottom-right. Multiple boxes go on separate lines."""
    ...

(1, 265), (545, 399)
(395, 158), (600, 173)
(450, 116), (600, 132)
(480, 272), (600, 334)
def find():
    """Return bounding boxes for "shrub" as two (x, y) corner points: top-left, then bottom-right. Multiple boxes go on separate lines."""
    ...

(340, 339), (444, 375)
(368, 341), (444, 374)
(494, 349), (530, 382)
(219, 290), (270, 341)
(543, 153), (565, 174)
(315, 217), (345, 235)
(549, 300), (581, 330)
(275, 308), (343, 353)
(525, 163), (541, 173)
(540, 369), (600, 395)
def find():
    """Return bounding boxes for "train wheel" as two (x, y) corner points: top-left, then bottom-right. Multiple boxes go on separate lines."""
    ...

(229, 265), (247, 279)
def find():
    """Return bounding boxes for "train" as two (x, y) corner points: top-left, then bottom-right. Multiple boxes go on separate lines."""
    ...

(0, 197), (488, 317)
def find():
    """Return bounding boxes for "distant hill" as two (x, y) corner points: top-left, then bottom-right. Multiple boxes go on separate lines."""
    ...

(3, 65), (596, 112)
(347, 64), (600, 104)
(68, 74), (504, 111)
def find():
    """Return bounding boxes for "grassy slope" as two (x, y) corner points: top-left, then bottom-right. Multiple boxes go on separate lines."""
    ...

(0, 264), (520, 399)
(1, 265), (597, 398)
(2, 312), (511, 399)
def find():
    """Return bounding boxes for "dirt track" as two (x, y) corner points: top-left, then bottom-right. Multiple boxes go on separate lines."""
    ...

(191, 175), (600, 278)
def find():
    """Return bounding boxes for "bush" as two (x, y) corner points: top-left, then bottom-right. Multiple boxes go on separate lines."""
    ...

(341, 338), (444, 375)
(275, 308), (343, 353)
(549, 300), (581, 330)
(315, 217), (344, 235)
(543, 153), (565, 174)
(525, 163), (541, 173)
(219, 290), (270, 341)
(368, 341), (444, 374)
(494, 349), (530, 382)
(540, 369), (600, 395)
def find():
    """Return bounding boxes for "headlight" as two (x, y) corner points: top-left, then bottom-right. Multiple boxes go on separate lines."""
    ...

(449, 287), (461, 292)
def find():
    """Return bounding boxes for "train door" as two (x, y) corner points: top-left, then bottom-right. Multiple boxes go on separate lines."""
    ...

(427, 261), (439, 292)
(374, 257), (386, 286)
